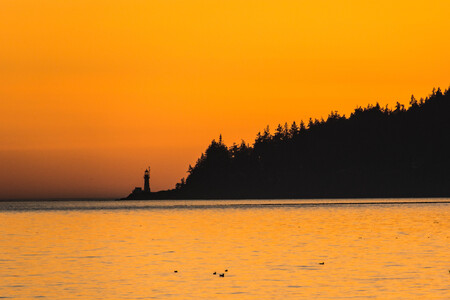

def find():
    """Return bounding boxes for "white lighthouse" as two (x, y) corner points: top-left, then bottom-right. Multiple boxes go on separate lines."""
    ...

(144, 167), (151, 193)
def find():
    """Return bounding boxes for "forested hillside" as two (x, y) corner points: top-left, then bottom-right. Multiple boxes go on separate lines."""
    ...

(174, 87), (450, 198)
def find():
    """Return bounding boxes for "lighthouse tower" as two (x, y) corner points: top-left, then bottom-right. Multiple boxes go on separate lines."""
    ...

(144, 167), (151, 193)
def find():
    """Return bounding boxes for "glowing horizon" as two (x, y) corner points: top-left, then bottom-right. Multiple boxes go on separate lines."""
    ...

(1, 0), (449, 199)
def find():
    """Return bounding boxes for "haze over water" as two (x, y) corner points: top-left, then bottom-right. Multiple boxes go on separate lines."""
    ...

(1, 199), (449, 299)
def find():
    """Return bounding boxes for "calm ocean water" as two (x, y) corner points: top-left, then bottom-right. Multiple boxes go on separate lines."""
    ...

(0, 199), (449, 299)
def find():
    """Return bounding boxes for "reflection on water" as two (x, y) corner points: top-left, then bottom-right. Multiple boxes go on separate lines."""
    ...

(0, 199), (449, 299)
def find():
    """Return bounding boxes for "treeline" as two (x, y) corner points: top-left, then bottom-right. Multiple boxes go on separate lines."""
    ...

(173, 87), (450, 198)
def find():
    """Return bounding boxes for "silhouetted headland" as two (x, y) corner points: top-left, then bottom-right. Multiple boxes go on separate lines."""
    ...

(123, 87), (450, 200)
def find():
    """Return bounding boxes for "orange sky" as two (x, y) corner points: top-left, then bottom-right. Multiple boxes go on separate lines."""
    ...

(1, 0), (449, 199)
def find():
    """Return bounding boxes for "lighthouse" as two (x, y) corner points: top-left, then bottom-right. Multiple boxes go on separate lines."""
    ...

(144, 167), (151, 193)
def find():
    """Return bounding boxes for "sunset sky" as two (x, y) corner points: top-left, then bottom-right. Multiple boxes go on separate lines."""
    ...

(1, 0), (449, 199)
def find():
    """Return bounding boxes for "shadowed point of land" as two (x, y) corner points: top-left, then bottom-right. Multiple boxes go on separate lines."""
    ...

(123, 87), (450, 200)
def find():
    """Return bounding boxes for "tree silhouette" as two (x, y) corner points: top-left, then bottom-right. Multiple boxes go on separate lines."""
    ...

(124, 87), (450, 199)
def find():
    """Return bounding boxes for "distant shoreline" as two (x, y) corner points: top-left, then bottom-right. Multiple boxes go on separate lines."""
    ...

(123, 87), (450, 202)
(0, 198), (119, 202)
(1, 196), (450, 202)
